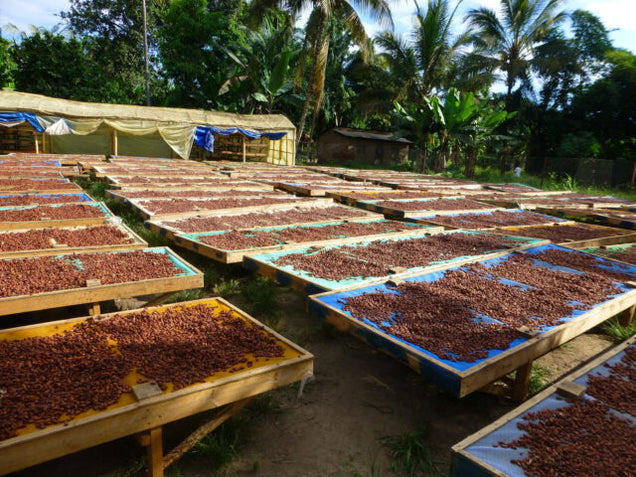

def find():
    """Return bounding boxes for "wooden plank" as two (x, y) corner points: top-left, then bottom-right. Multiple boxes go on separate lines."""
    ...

(0, 247), (203, 317)
(0, 298), (313, 476)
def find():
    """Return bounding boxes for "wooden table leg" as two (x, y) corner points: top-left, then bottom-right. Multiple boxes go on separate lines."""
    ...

(619, 304), (635, 327)
(512, 361), (533, 402)
(146, 427), (163, 477)
(143, 292), (177, 308)
(87, 303), (100, 315)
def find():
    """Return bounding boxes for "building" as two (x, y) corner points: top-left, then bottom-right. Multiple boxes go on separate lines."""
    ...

(317, 128), (412, 165)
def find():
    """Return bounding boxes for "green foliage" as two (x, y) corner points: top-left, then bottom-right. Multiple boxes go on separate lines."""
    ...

(528, 364), (550, 396)
(601, 317), (636, 342)
(163, 288), (206, 304)
(380, 423), (438, 476)
(241, 275), (279, 319)
(212, 279), (242, 297)
(0, 33), (15, 88)
(558, 131), (602, 158)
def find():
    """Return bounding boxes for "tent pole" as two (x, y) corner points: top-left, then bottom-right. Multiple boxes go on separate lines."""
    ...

(242, 135), (246, 163)
(112, 129), (119, 156)
(42, 133), (46, 153)
(33, 130), (39, 154)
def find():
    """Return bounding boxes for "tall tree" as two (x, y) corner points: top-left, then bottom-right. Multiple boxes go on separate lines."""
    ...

(465, 0), (566, 109)
(60, 0), (170, 104)
(250, 0), (392, 146)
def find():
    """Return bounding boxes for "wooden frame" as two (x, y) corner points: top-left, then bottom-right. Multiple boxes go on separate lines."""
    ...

(352, 197), (500, 219)
(408, 208), (571, 231)
(174, 220), (443, 264)
(0, 222), (147, 258)
(497, 222), (636, 250)
(112, 181), (274, 192)
(0, 202), (114, 231)
(0, 298), (313, 476)
(274, 182), (389, 197)
(309, 245), (636, 398)
(245, 232), (548, 295)
(0, 192), (94, 207)
(451, 335), (635, 476)
(0, 247), (203, 316)
(125, 196), (332, 221)
(145, 205), (378, 240)
(535, 207), (636, 230)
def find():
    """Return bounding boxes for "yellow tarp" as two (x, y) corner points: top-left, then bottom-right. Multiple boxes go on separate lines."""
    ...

(0, 91), (296, 160)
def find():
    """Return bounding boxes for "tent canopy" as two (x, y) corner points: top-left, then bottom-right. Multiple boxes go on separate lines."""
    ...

(0, 91), (295, 159)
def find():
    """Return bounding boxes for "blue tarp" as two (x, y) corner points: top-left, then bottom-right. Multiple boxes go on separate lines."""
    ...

(0, 112), (44, 132)
(194, 126), (287, 152)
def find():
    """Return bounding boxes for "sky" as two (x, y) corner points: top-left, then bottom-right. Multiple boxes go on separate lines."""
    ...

(1, 0), (635, 53)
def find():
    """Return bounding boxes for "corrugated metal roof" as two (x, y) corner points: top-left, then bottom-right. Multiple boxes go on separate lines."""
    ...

(331, 128), (412, 144)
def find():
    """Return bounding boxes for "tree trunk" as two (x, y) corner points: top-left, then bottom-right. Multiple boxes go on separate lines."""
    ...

(465, 146), (477, 179)
(296, 17), (326, 149)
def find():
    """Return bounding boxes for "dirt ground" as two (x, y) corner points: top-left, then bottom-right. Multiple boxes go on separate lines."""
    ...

(10, 286), (618, 477)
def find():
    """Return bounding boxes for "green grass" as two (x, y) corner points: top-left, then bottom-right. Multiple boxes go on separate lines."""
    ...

(212, 279), (242, 297)
(380, 423), (438, 476)
(240, 275), (280, 320)
(163, 288), (206, 304)
(601, 316), (636, 341)
(73, 178), (110, 201)
(528, 364), (550, 396)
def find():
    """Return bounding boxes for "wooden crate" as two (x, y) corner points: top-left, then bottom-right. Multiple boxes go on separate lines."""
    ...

(0, 247), (203, 316)
(275, 182), (388, 197)
(309, 244), (636, 397)
(409, 208), (571, 231)
(0, 178), (82, 195)
(245, 231), (546, 295)
(451, 336), (635, 476)
(0, 202), (114, 231)
(0, 298), (313, 475)
(0, 192), (94, 207)
(113, 181), (274, 192)
(175, 220), (442, 264)
(0, 223), (147, 259)
(535, 207), (636, 230)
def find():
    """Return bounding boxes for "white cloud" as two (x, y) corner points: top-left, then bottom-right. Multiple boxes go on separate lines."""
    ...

(0, 0), (69, 37)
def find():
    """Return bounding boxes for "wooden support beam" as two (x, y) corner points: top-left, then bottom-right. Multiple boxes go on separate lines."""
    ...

(87, 303), (101, 316)
(143, 291), (177, 308)
(511, 361), (533, 402)
(163, 398), (251, 469)
(145, 427), (163, 477)
(242, 135), (246, 163)
(619, 304), (635, 327)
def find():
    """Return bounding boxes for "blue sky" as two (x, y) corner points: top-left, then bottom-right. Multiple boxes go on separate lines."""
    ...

(1, 0), (635, 53)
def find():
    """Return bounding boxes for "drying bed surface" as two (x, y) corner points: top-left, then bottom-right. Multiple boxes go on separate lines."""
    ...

(194, 220), (422, 250)
(110, 176), (221, 184)
(0, 303), (285, 441)
(342, 191), (442, 200)
(422, 210), (562, 229)
(491, 346), (635, 477)
(0, 204), (107, 222)
(0, 225), (136, 252)
(591, 244), (636, 264)
(0, 194), (92, 207)
(136, 196), (315, 214)
(336, 246), (633, 364)
(500, 223), (626, 242)
(112, 189), (276, 200)
(0, 250), (186, 298)
(272, 232), (528, 281)
(0, 179), (80, 191)
(371, 198), (492, 211)
(119, 180), (265, 189)
(161, 205), (365, 233)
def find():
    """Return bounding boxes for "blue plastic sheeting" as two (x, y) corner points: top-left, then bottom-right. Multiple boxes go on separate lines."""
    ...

(314, 244), (636, 372)
(460, 343), (635, 476)
(0, 112), (44, 132)
(194, 126), (287, 152)
(463, 395), (571, 476)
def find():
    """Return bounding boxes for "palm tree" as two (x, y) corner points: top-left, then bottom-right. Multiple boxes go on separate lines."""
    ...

(249, 0), (393, 146)
(465, 0), (567, 108)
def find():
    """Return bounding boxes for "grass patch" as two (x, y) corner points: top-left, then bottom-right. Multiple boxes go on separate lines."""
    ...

(528, 364), (550, 396)
(212, 279), (242, 297)
(73, 178), (110, 201)
(601, 316), (636, 341)
(163, 288), (206, 304)
(240, 276), (280, 324)
(380, 423), (438, 476)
